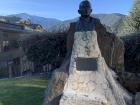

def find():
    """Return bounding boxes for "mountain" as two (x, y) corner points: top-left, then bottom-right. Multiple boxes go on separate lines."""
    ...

(5, 13), (125, 34)
(94, 13), (125, 27)
(94, 13), (125, 34)
(8, 13), (62, 31)
(51, 13), (126, 34)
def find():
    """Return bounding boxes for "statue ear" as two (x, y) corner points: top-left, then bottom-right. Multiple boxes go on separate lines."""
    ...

(78, 10), (81, 14)
(90, 9), (92, 13)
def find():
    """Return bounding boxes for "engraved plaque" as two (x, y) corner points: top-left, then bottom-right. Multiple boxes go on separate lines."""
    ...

(76, 57), (97, 71)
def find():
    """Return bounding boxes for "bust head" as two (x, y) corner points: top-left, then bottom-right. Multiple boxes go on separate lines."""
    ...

(78, 0), (92, 18)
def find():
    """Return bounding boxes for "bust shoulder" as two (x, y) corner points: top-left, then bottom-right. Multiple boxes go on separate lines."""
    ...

(68, 22), (77, 32)
(70, 22), (76, 27)
(68, 17), (102, 32)
(91, 17), (101, 25)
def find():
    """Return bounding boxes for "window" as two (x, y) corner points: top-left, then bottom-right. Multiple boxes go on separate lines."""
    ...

(3, 41), (9, 52)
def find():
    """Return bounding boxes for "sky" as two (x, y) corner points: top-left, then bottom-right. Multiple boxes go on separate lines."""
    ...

(0, 0), (133, 20)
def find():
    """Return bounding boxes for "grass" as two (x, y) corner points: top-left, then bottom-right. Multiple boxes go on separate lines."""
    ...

(0, 76), (48, 105)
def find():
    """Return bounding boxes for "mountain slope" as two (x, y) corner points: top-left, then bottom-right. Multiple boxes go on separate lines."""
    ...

(94, 13), (125, 27)
(8, 13), (62, 31)
(51, 13), (125, 33)
(6, 13), (125, 34)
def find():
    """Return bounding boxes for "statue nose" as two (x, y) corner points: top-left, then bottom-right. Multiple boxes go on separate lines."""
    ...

(80, 9), (89, 12)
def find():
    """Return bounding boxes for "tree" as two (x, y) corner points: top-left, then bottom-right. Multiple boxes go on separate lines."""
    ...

(119, 0), (140, 35)
(25, 33), (67, 68)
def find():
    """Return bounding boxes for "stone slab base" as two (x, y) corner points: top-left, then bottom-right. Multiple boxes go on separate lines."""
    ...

(59, 93), (108, 105)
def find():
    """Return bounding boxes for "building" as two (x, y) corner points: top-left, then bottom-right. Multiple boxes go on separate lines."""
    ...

(0, 21), (34, 78)
(16, 19), (44, 32)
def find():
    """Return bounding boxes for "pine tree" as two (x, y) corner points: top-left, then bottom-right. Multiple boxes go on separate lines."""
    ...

(119, 0), (140, 36)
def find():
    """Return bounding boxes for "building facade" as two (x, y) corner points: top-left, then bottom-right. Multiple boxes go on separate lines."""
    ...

(0, 21), (34, 78)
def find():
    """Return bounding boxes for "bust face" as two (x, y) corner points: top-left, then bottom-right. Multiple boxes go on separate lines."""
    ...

(78, 1), (92, 18)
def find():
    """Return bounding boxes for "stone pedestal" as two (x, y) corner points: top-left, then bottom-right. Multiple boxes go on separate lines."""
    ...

(59, 58), (108, 105)
(59, 31), (132, 105)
